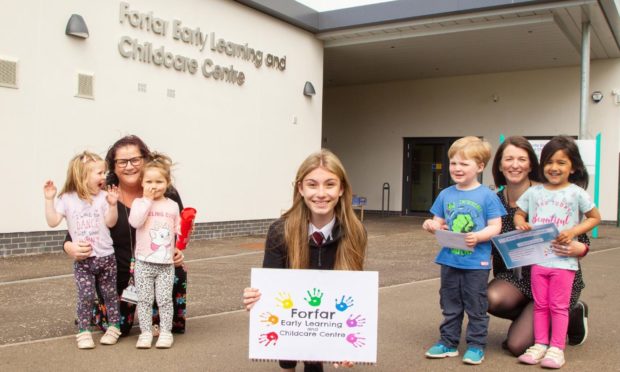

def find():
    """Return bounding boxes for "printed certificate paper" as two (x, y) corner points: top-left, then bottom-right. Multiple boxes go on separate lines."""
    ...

(491, 223), (560, 269)
(434, 229), (473, 251)
(249, 268), (378, 364)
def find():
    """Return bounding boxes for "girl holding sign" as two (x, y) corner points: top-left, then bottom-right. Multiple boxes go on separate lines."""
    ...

(243, 149), (367, 371)
(513, 136), (600, 368)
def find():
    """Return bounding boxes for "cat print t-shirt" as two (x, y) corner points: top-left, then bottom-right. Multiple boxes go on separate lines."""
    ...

(128, 197), (180, 264)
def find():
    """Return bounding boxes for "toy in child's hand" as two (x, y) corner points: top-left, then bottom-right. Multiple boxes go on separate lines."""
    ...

(176, 207), (197, 250)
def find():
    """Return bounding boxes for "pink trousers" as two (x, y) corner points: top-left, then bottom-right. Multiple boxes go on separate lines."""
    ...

(531, 265), (576, 349)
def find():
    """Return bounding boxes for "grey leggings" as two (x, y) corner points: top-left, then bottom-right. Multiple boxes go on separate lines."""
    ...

(134, 260), (174, 334)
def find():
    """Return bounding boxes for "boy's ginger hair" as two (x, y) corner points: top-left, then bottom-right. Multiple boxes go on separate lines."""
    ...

(448, 136), (492, 167)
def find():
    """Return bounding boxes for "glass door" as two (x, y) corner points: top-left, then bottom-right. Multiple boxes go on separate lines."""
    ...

(402, 137), (458, 214)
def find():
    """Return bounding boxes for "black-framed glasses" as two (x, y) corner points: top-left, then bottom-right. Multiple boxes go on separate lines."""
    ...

(115, 156), (143, 168)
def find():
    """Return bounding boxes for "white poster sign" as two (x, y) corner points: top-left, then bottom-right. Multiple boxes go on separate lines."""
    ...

(248, 268), (379, 364)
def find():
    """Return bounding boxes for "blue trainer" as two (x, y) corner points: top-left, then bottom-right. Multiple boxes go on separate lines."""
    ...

(462, 347), (485, 365)
(425, 343), (459, 358)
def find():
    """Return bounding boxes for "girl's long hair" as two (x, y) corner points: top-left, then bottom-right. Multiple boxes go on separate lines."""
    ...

(282, 149), (367, 270)
(59, 151), (104, 202)
(539, 135), (589, 189)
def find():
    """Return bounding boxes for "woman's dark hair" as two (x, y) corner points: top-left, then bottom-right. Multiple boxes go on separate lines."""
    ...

(105, 135), (151, 186)
(539, 135), (588, 189)
(492, 136), (541, 187)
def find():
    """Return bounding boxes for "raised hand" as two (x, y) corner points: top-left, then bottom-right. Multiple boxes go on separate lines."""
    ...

(304, 288), (323, 307)
(106, 185), (119, 206)
(335, 295), (354, 312)
(43, 180), (57, 200)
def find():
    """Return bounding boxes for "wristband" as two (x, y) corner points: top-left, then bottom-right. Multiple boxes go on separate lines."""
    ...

(579, 244), (589, 258)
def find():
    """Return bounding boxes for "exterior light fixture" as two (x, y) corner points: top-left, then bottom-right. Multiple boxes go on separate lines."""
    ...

(303, 81), (316, 97)
(65, 14), (89, 39)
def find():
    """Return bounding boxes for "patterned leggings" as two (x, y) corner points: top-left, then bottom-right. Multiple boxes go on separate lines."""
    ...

(134, 260), (174, 334)
(74, 255), (119, 330)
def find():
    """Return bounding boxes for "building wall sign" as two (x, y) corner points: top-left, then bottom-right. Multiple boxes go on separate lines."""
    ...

(117, 2), (287, 85)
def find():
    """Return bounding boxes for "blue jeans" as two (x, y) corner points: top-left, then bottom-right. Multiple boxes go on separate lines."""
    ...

(438, 265), (490, 349)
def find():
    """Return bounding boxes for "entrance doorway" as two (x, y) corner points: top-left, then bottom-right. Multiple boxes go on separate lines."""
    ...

(402, 137), (459, 214)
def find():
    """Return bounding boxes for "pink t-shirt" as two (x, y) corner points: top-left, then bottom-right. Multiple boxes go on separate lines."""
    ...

(128, 197), (180, 264)
(54, 191), (114, 257)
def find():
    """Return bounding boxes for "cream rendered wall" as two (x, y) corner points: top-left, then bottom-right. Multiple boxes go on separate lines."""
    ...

(0, 0), (323, 233)
(324, 60), (620, 221)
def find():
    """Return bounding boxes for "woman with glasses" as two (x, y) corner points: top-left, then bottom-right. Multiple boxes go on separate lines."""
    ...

(64, 135), (188, 336)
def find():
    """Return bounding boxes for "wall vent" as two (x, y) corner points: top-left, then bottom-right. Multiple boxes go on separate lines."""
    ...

(0, 59), (17, 89)
(76, 73), (94, 99)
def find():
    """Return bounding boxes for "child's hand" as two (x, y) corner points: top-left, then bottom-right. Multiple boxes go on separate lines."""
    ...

(515, 221), (532, 231)
(43, 180), (57, 200)
(243, 287), (262, 311)
(555, 229), (575, 245)
(422, 219), (446, 233)
(143, 187), (156, 200)
(106, 185), (119, 206)
(464, 232), (478, 248)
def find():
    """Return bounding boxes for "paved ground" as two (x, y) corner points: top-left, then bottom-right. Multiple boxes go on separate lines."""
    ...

(1, 216), (619, 371)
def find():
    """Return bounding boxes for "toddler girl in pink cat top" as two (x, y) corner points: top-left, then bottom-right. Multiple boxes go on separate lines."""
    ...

(128, 153), (179, 349)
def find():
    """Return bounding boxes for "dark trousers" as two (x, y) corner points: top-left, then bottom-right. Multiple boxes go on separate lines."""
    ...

(438, 265), (489, 349)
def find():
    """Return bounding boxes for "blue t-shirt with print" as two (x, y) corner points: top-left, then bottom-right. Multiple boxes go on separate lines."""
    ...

(430, 184), (506, 270)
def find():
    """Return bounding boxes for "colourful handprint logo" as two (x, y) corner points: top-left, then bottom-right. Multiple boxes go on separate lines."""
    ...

(346, 314), (366, 328)
(335, 295), (354, 312)
(260, 312), (279, 325)
(304, 288), (324, 307)
(275, 292), (294, 309)
(346, 333), (366, 348)
(259, 331), (279, 346)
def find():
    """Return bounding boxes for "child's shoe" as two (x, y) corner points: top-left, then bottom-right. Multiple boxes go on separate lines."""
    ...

(462, 347), (485, 365)
(136, 332), (153, 349)
(76, 331), (95, 349)
(152, 324), (160, 337)
(155, 332), (174, 349)
(425, 343), (458, 358)
(540, 347), (565, 369)
(100, 326), (121, 345)
(518, 343), (548, 365)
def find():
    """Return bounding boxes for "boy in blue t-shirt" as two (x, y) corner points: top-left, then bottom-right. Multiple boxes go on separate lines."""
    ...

(422, 136), (506, 365)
